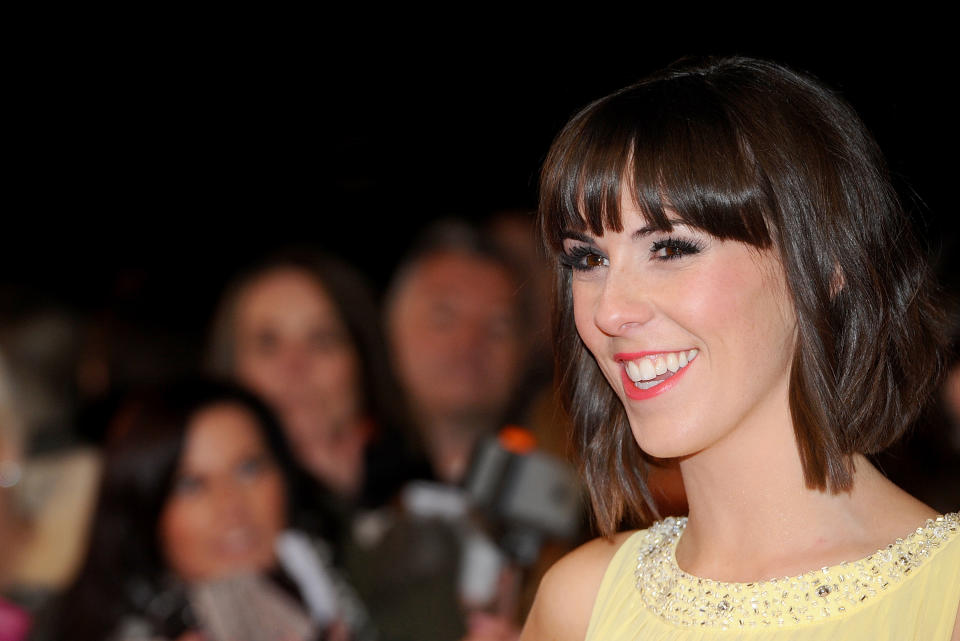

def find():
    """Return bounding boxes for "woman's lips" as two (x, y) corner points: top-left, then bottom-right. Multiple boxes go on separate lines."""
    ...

(615, 350), (698, 400)
(213, 526), (263, 559)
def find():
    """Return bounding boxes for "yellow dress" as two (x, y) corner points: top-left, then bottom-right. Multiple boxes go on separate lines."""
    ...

(585, 513), (960, 640)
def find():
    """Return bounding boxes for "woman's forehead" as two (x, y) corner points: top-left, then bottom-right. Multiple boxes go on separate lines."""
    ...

(180, 403), (268, 469)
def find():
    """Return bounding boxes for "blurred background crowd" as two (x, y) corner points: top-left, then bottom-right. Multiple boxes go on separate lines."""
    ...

(1, 38), (959, 641)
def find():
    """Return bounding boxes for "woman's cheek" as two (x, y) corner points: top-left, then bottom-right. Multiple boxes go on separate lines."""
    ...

(159, 495), (213, 582)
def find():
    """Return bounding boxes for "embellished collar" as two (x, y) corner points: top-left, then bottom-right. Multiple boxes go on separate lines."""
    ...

(634, 513), (960, 629)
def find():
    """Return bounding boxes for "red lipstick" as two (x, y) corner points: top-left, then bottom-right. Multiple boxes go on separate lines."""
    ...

(615, 352), (695, 401)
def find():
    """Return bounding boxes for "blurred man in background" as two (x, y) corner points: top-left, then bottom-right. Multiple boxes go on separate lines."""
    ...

(386, 222), (526, 484)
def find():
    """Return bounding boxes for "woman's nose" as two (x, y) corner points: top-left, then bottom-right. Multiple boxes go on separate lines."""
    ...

(592, 267), (656, 336)
(211, 481), (249, 519)
(278, 344), (311, 376)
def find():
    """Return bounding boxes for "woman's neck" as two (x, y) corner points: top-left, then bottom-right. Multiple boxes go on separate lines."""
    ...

(674, 407), (936, 582)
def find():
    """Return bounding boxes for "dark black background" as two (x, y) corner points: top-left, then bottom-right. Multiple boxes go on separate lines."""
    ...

(5, 32), (956, 352)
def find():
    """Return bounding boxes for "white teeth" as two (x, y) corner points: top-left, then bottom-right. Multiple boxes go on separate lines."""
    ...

(622, 349), (699, 386)
(653, 356), (667, 376)
(638, 359), (657, 381)
(220, 528), (255, 553)
(636, 379), (665, 390)
(666, 352), (679, 373)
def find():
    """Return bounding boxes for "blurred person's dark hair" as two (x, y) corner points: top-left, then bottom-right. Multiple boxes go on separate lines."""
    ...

(55, 379), (320, 641)
(483, 210), (576, 457)
(486, 210), (551, 345)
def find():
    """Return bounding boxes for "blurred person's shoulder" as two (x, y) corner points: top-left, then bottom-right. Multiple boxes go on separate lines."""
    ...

(520, 530), (636, 641)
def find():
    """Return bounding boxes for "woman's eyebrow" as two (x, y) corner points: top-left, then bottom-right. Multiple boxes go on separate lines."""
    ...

(561, 230), (595, 243)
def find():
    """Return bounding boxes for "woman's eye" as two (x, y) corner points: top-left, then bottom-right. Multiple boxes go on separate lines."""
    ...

(428, 302), (457, 329)
(560, 246), (609, 271)
(236, 456), (269, 480)
(583, 254), (609, 268)
(651, 237), (703, 260)
(308, 328), (345, 352)
(172, 475), (204, 496)
(253, 330), (279, 354)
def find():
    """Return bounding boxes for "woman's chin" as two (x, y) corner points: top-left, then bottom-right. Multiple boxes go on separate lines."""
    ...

(631, 428), (703, 462)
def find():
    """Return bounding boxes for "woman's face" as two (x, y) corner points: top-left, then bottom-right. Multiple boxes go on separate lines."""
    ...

(563, 195), (797, 459)
(160, 403), (287, 583)
(233, 268), (366, 495)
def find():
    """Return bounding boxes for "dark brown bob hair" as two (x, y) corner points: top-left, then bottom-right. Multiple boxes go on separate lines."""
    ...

(540, 56), (946, 536)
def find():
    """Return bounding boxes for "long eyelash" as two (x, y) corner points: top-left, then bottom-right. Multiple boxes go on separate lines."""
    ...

(559, 245), (604, 271)
(651, 236), (704, 260)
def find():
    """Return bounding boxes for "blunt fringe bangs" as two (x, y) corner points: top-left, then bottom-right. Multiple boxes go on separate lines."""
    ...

(540, 56), (947, 536)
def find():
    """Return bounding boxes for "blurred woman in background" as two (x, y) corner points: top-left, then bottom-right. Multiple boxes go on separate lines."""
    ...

(208, 253), (488, 641)
(54, 380), (371, 641)
(207, 251), (430, 510)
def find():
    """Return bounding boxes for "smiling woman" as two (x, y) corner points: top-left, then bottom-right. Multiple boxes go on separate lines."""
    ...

(159, 402), (287, 583)
(54, 380), (373, 641)
(521, 57), (960, 641)
(564, 217), (796, 461)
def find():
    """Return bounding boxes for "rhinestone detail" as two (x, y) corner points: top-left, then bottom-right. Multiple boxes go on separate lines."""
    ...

(634, 513), (959, 628)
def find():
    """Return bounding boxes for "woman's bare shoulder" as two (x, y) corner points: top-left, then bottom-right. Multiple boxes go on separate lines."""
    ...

(520, 531), (636, 641)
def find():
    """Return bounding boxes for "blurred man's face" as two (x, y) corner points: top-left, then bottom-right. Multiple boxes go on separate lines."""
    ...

(388, 252), (523, 424)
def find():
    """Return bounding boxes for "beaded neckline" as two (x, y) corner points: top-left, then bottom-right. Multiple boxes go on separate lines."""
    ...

(634, 513), (960, 629)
